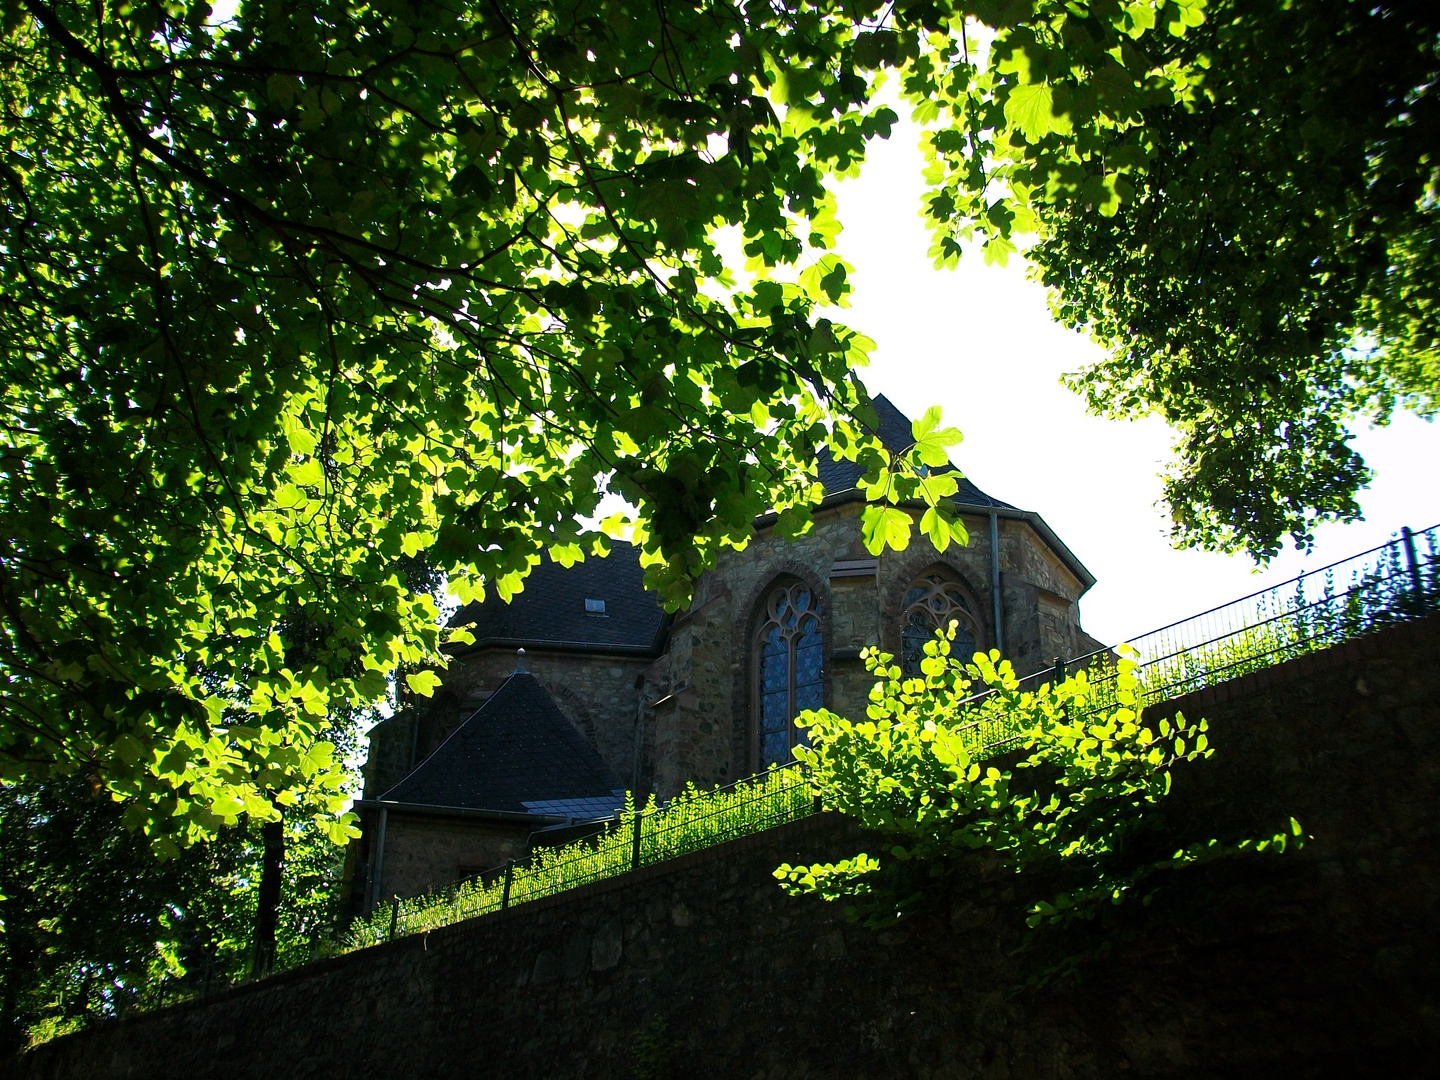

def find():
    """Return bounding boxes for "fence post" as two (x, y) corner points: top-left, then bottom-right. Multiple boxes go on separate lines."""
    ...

(1401, 526), (1423, 598)
(387, 894), (400, 942)
(630, 807), (644, 871)
(501, 859), (515, 911)
(1053, 656), (1070, 720)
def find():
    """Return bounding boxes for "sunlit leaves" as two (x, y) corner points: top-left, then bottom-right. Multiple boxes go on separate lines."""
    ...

(403, 670), (443, 698)
(1002, 83), (1070, 144)
(861, 506), (914, 554)
(912, 0), (1194, 282)
(781, 627), (1291, 927)
(1, 0), (1197, 849)
(914, 0), (1440, 558)
(910, 405), (963, 467)
(0, 0), (923, 843)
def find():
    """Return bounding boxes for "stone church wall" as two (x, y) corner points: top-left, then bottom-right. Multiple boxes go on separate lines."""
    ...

(995, 517), (1084, 671)
(370, 814), (530, 900)
(651, 505), (1092, 798)
(653, 509), (853, 796)
(17, 615), (1440, 1080)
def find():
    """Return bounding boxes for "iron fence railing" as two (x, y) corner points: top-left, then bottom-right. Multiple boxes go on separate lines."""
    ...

(345, 762), (816, 948)
(973, 522), (1440, 751)
(146, 523), (1440, 997)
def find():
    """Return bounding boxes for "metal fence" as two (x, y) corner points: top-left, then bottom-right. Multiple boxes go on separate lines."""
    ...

(354, 523), (1440, 948)
(977, 522), (1440, 750)
(347, 762), (817, 948)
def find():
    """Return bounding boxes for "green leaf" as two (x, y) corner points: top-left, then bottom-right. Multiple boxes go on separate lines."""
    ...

(1003, 83), (1069, 144)
(405, 670), (443, 697)
(861, 506), (912, 554)
(1166, 0), (1206, 35)
(919, 506), (952, 550)
(983, 236), (1019, 267)
(912, 405), (943, 441)
(798, 254), (854, 306)
(917, 473), (960, 504)
(291, 458), (325, 488)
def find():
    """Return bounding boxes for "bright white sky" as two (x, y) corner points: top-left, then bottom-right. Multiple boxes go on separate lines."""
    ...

(824, 106), (1440, 646)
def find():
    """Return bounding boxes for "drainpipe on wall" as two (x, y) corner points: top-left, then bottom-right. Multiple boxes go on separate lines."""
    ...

(630, 673), (647, 798)
(989, 511), (1004, 653)
(369, 805), (389, 913)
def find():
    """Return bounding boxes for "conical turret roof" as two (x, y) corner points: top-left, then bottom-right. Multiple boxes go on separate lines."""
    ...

(382, 671), (621, 815)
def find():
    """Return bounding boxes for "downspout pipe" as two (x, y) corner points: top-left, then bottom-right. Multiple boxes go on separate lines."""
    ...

(989, 511), (1004, 653)
(369, 805), (389, 913)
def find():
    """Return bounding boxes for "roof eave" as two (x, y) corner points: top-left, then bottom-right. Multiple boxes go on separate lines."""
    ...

(355, 798), (569, 826)
(752, 489), (1096, 596)
(446, 636), (665, 660)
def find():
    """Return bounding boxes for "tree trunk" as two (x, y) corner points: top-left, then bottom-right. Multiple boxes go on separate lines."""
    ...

(251, 815), (285, 975)
(0, 919), (38, 1057)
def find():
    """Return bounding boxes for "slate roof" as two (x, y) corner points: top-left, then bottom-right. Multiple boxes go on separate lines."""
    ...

(451, 541), (666, 654)
(381, 672), (621, 814)
(815, 395), (1015, 510)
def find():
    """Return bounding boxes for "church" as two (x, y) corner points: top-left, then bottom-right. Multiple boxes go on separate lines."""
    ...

(352, 397), (1101, 909)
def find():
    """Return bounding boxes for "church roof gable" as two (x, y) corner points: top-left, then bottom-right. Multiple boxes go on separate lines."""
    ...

(448, 397), (1015, 655)
(815, 395), (1015, 510)
(380, 672), (621, 814)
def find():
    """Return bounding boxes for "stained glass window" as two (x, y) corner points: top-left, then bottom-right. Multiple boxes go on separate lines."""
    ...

(900, 573), (980, 677)
(753, 582), (824, 769)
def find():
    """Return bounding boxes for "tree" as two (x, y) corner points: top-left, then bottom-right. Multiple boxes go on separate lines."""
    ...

(916, 0), (1440, 558)
(0, 774), (355, 1051)
(0, 0), (877, 845)
(0, 0), (1206, 846)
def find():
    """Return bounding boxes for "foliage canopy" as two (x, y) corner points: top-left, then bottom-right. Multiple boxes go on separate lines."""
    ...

(13, 0), (1410, 845)
(2, 0), (1189, 845)
(923, 0), (1440, 557)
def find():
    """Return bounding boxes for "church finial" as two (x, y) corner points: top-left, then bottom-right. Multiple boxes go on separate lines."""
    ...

(514, 647), (527, 673)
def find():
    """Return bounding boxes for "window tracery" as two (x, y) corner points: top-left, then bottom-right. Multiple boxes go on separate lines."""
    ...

(900, 572), (981, 676)
(753, 581), (824, 769)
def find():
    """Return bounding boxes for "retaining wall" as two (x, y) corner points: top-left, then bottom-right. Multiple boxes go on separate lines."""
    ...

(9, 616), (1440, 1080)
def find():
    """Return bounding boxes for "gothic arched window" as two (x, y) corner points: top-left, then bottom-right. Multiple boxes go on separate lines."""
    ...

(753, 581), (824, 769)
(900, 572), (981, 676)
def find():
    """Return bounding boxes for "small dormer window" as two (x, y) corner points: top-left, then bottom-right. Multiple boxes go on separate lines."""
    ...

(584, 598), (606, 615)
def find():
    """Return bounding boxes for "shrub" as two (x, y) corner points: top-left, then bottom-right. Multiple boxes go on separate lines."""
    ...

(776, 625), (1301, 928)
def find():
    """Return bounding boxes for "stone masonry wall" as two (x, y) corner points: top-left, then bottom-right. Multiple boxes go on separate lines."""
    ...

(997, 518), (1087, 672)
(16, 615), (1440, 1080)
(373, 814), (531, 901)
(652, 504), (1091, 798)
